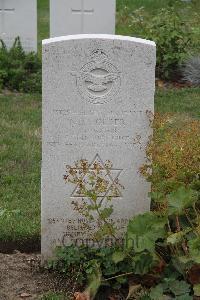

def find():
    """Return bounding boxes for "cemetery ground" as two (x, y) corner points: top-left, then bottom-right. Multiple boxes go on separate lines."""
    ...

(0, 87), (199, 299)
(0, 0), (200, 299)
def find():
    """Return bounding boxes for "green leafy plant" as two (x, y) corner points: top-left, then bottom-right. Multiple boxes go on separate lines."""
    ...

(48, 245), (134, 299)
(49, 114), (200, 299)
(129, 7), (191, 80)
(0, 37), (41, 93)
(146, 8), (190, 79)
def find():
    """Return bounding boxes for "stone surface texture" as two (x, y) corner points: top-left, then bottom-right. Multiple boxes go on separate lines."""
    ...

(50, 0), (116, 37)
(42, 34), (156, 261)
(0, 0), (37, 52)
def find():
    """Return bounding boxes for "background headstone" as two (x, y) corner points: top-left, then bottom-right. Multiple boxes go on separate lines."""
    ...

(0, 0), (37, 52)
(42, 34), (156, 261)
(50, 0), (116, 37)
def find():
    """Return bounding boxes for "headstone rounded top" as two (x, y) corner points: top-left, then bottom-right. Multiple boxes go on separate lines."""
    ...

(42, 32), (156, 261)
(42, 34), (156, 47)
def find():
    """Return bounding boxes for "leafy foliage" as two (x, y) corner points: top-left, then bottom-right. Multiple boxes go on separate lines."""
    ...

(126, 212), (166, 252)
(49, 114), (200, 299)
(128, 5), (193, 80)
(0, 37), (41, 93)
(48, 246), (133, 290)
(144, 8), (190, 80)
(167, 187), (198, 215)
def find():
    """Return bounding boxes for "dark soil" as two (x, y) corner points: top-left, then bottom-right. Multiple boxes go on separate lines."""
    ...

(0, 239), (40, 254)
(0, 251), (65, 300)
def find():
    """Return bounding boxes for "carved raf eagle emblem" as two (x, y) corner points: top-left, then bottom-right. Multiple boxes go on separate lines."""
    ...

(76, 49), (121, 105)
(85, 72), (119, 93)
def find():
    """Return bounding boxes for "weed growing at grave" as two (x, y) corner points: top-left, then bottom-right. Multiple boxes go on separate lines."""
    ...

(63, 158), (124, 242)
(49, 113), (200, 299)
(0, 37), (41, 93)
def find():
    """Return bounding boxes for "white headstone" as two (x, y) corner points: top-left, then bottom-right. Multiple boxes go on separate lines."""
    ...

(0, 0), (37, 52)
(50, 0), (116, 37)
(42, 34), (156, 261)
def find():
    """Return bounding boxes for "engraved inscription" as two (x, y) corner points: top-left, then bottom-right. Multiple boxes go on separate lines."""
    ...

(48, 108), (145, 149)
(48, 217), (129, 247)
(76, 50), (121, 104)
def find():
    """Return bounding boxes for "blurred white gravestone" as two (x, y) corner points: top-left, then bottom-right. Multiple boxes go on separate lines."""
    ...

(0, 0), (37, 52)
(42, 34), (156, 261)
(50, 0), (116, 37)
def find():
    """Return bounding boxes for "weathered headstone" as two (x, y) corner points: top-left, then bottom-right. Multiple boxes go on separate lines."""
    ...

(0, 0), (37, 52)
(50, 0), (116, 37)
(42, 34), (156, 261)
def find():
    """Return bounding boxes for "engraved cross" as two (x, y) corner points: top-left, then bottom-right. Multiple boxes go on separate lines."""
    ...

(0, 0), (15, 35)
(71, 0), (94, 33)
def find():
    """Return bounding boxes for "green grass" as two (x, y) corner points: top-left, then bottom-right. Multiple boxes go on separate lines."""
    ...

(0, 93), (41, 241)
(38, 0), (49, 53)
(155, 88), (200, 119)
(40, 292), (67, 300)
(0, 88), (199, 242)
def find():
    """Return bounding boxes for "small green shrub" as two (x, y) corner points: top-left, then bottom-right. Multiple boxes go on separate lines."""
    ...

(129, 7), (191, 80)
(146, 8), (190, 80)
(0, 37), (41, 93)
